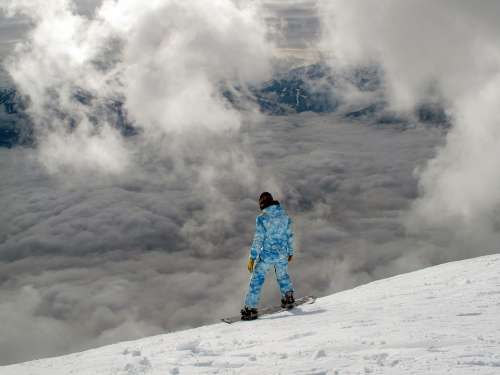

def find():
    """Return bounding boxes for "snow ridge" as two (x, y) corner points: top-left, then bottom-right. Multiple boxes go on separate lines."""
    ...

(2, 254), (500, 374)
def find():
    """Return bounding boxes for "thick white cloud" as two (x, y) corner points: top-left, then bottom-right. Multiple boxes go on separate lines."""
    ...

(1, 0), (273, 174)
(320, 0), (500, 240)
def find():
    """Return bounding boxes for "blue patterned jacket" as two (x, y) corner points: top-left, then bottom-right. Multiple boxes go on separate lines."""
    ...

(250, 203), (294, 261)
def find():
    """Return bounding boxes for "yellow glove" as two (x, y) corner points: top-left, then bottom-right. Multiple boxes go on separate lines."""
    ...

(247, 258), (255, 273)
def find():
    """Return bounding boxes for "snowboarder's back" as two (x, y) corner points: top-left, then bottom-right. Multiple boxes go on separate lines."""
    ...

(253, 203), (293, 261)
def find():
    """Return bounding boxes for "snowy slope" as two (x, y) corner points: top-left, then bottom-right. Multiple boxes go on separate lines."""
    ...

(2, 254), (500, 375)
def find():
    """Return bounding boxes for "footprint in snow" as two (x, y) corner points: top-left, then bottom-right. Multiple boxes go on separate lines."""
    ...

(312, 350), (326, 359)
(285, 331), (316, 340)
(230, 353), (257, 361)
(123, 357), (152, 374)
(193, 360), (213, 367)
(175, 339), (201, 353)
(122, 349), (141, 357)
(212, 360), (246, 369)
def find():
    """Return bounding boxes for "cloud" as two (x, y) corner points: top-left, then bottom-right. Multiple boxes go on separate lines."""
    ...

(319, 0), (500, 246)
(1, 0), (273, 175)
(2, 0), (500, 366)
(0, 0), (275, 363)
(0, 112), (449, 365)
(0, 14), (28, 59)
(262, 0), (320, 49)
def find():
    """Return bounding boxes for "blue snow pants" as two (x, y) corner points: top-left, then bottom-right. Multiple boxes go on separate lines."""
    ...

(244, 256), (294, 308)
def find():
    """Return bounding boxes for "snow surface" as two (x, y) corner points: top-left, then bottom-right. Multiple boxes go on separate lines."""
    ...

(2, 254), (500, 375)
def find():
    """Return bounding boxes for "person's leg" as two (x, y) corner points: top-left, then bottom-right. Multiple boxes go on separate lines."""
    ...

(244, 259), (271, 308)
(274, 257), (293, 297)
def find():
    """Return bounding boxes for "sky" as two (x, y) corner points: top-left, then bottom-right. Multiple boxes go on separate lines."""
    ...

(0, 13), (26, 58)
(0, 0), (321, 60)
(1, 0), (500, 366)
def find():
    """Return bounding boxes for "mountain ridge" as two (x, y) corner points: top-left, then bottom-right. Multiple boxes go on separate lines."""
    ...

(0, 63), (450, 149)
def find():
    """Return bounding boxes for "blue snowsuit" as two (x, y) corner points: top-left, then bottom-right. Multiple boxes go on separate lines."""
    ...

(244, 203), (294, 308)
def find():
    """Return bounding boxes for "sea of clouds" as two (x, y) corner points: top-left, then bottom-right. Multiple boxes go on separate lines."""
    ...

(1, 0), (499, 365)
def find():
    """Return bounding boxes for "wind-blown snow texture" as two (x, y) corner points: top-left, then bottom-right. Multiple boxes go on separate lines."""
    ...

(2, 254), (499, 374)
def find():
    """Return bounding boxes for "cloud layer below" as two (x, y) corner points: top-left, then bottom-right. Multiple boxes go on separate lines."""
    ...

(0, 113), (450, 365)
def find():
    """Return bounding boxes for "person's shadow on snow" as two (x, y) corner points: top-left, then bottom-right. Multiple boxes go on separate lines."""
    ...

(260, 308), (327, 320)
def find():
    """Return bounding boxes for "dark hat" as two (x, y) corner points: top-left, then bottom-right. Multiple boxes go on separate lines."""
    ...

(259, 192), (279, 210)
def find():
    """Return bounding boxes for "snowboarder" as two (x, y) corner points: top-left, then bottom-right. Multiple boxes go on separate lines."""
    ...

(241, 192), (295, 320)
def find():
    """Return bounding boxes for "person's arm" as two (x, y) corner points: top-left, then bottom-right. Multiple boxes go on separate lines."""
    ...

(286, 216), (294, 261)
(250, 216), (265, 261)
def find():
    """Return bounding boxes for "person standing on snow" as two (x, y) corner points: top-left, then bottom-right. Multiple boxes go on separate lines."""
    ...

(241, 192), (295, 320)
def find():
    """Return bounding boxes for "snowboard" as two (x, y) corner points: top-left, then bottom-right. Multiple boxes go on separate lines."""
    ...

(221, 295), (316, 324)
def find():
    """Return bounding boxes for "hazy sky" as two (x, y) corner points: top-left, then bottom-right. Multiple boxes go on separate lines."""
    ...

(1, 0), (500, 366)
(0, 0), (321, 59)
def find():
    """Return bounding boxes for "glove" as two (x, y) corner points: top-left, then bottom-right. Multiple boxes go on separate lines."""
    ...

(247, 258), (255, 273)
(288, 255), (293, 262)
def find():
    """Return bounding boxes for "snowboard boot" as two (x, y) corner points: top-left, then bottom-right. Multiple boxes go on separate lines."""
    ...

(281, 291), (295, 309)
(240, 306), (258, 321)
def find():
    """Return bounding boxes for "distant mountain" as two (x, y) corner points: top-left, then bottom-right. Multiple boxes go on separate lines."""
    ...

(225, 62), (449, 128)
(224, 63), (382, 115)
(251, 63), (341, 114)
(0, 86), (135, 148)
(0, 63), (450, 149)
(0, 87), (32, 148)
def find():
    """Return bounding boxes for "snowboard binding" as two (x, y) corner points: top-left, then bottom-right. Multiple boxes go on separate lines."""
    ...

(223, 296), (315, 324)
(240, 306), (258, 321)
(281, 291), (295, 309)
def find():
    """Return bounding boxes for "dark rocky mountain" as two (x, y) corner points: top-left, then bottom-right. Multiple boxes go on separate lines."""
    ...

(224, 63), (382, 115)
(226, 62), (449, 128)
(0, 63), (449, 148)
(0, 88), (32, 147)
